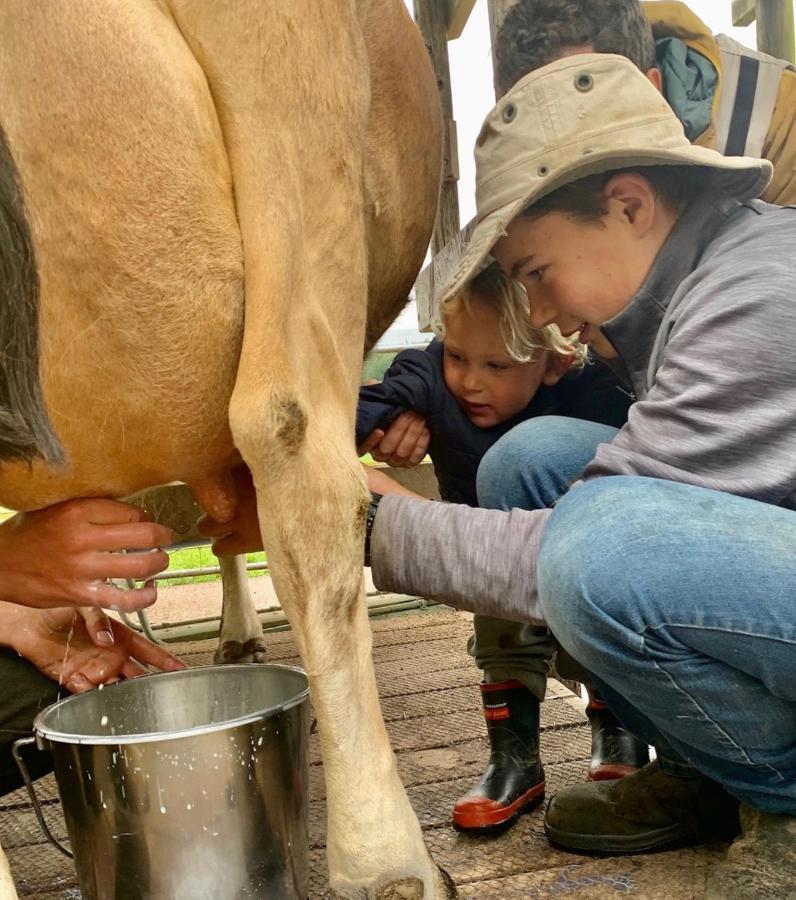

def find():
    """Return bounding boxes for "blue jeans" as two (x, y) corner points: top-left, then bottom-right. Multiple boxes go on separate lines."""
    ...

(478, 417), (796, 814)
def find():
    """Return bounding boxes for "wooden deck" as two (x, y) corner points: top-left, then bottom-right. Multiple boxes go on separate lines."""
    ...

(0, 607), (722, 898)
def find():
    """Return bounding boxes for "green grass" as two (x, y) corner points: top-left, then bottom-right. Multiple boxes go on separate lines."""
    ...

(163, 546), (268, 587)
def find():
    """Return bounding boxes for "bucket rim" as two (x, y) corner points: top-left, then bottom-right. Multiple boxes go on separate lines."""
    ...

(33, 663), (310, 746)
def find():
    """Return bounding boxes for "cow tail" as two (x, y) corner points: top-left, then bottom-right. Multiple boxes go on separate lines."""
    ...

(0, 126), (64, 466)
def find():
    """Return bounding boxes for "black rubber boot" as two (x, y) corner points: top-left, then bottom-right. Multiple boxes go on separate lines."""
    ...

(453, 680), (545, 832)
(586, 687), (650, 781)
(544, 758), (740, 854)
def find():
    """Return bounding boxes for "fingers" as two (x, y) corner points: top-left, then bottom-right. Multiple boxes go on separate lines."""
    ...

(64, 671), (94, 693)
(89, 548), (170, 581)
(376, 412), (429, 467)
(79, 607), (115, 647)
(357, 429), (385, 456)
(89, 521), (174, 552)
(405, 425), (430, 467)
(121, 659), (151, 679)
(123, 628), (186, 672)
(66, 497), (152, 526)
(88, 579), (159, 613)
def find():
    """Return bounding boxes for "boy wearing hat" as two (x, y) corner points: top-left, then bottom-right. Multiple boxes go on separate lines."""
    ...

(365, 52), (796, 896)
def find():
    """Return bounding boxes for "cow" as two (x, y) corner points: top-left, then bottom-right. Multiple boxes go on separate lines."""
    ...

(0, 1), (450, 897)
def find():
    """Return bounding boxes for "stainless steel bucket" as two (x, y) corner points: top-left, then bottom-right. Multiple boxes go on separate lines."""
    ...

(14, 664), (310, 900)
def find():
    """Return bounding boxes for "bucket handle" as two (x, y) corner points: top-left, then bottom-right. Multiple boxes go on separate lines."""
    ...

(12, 737), (73, 859)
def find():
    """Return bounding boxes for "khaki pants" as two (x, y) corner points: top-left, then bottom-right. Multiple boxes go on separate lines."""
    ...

(467, 615), (593, 700)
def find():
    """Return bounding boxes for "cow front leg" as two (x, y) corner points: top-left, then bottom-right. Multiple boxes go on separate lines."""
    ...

(214, 555), (266, 664)
(230, 397), (455, 899)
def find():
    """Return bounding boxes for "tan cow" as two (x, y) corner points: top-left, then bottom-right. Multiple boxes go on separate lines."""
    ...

(0, 1), (449, 896)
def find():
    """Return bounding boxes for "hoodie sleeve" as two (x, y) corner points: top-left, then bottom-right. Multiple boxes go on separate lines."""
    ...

(356, 347), (440, 446)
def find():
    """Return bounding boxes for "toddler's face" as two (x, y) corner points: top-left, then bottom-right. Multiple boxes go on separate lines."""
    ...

(442, 303), (550, 428)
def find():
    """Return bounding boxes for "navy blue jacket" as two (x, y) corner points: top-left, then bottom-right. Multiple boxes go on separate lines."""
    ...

(357, 340), (631, 506)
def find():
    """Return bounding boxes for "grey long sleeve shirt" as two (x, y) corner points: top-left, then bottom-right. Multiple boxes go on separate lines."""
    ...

(371, 197), (796, 624)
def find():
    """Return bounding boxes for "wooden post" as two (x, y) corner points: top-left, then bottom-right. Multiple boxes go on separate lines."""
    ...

(757, 0), (796, 62)
(414, 0), (460, 255)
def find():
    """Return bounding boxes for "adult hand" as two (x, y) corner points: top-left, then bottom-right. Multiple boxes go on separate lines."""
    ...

(358, 411), (430, 467)
(1, 605), (186, 693)
(197, 463), (263, 557)
(363, 463), (429, 500)
(0, 499), (174, 613)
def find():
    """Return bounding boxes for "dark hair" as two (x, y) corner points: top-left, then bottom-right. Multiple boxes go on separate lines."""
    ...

(496, 0), (657, 95)
(522, 166), (714, 223)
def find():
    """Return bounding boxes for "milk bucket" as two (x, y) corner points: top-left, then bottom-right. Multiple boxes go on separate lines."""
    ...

(13, 664), (310, 899)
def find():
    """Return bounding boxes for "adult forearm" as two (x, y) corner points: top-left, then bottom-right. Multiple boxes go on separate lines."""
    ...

(371, 495), (550, 624)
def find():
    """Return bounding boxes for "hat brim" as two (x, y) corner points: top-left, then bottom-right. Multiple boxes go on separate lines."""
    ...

(438, 147), (772, 306)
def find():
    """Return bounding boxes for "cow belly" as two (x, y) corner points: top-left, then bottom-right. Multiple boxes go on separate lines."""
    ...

(0, 0), (245, 510)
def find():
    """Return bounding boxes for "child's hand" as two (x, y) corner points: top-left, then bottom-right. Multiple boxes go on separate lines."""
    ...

(359, 411), (429, 467)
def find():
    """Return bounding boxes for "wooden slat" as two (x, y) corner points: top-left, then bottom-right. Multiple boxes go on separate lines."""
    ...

(757, 0), (796, 62)
(414, 0), (461, 259)
(732, 0), (757, 27)
(446, 0), (478, 39)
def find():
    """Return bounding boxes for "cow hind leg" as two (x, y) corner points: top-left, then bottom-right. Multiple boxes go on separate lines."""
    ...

(213, 555), (266, 664)
(0, 844), (18, 899)
(230, 368), (454, 899)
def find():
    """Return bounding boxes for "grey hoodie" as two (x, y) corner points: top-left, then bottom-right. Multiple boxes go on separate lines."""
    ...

(371, 196), (796, 623)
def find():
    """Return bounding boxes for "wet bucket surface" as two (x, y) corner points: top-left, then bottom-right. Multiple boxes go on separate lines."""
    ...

(33, 665), (310, 900)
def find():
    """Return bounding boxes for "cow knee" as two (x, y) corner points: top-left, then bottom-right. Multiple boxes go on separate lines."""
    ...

(229, 389), (307, 465)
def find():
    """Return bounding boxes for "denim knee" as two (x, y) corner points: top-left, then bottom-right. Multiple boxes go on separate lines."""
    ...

(536, 476), (665, 668)
(476, 416), (617, 512)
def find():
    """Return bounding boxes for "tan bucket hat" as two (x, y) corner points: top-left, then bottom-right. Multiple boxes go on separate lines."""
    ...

(439, 52), (773, 305)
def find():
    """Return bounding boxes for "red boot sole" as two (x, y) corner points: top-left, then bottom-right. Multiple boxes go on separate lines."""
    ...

(453, 779), (546, 832)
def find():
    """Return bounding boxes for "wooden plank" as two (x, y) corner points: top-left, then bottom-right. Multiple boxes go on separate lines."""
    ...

(446, 0), (478, 39)
(732, 0), (757, 27)
(757, 0), (796, 62)
(414, 0), (462, 332)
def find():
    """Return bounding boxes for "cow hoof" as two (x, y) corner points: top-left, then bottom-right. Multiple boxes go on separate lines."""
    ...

(334, 868), (456, 899)
(375, 877), (424, 899)
(213, 637), (267, 664)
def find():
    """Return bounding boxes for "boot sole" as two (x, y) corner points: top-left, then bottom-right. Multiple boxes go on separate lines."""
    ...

(544, 819), (695, 855)
(453, 780), (546, 833)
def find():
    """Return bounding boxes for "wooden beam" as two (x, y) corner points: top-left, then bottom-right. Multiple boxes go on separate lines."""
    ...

(757, 0), (796, 62)
(414, 0), (461, 323)
(732, 0), (757, 27)
(446, 0), (478, 39)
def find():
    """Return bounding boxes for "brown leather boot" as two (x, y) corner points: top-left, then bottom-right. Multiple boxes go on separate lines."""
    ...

(544, 758), (740, 853)
(452, 680), (545, 832)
